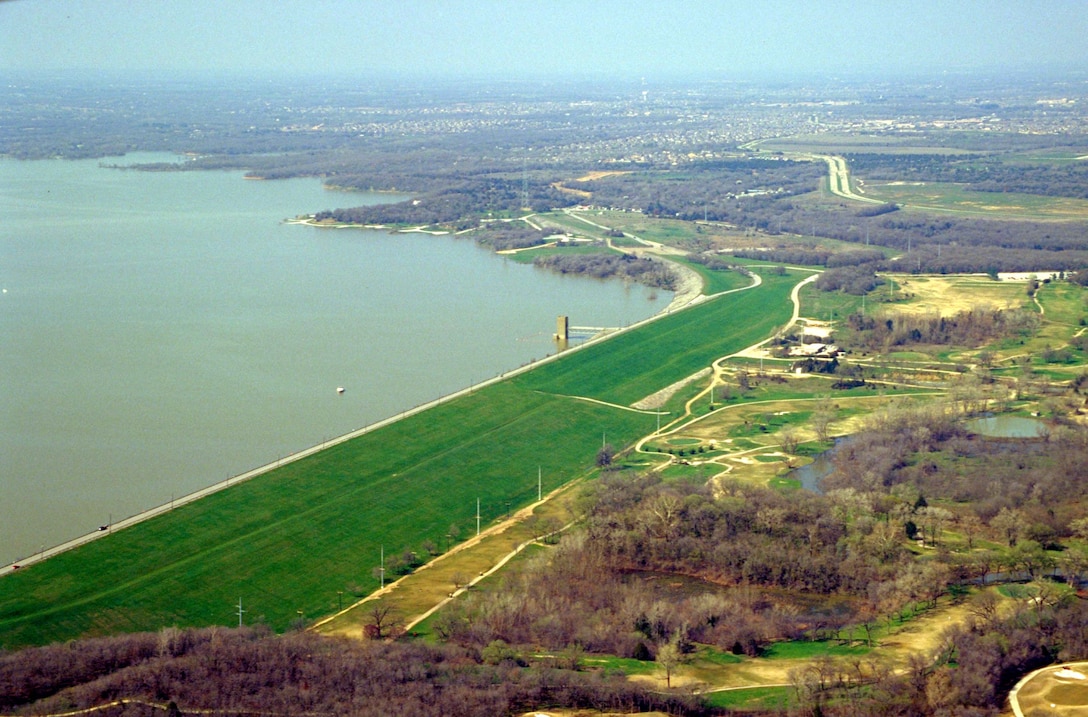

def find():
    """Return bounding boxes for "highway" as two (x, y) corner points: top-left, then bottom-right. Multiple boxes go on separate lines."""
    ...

(813, 153), (885, 204)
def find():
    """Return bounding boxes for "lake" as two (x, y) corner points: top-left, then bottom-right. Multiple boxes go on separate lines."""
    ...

(0, 154), (670, 560)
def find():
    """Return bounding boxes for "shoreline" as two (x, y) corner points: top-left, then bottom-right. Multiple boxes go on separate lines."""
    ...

(0, 261), (728, 576)
(287, 215), (701, 309)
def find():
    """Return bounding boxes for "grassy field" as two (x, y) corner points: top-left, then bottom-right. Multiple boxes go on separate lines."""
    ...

(670, 257), (753, 295)
(860, 180), (1088, 220)
(515, 270), (798, 406)
(0, 267), (801, 649)
(505, 243), (618, 263)
(0, 382), (653, 648)
(704, 685), (795, 711)
(320, 483), (582, 640)
(570, 209), (706, 248)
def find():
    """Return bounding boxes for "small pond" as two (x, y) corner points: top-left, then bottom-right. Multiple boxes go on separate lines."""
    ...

(790, 456), (831, 494)
(786, 416), (1048, 494)
(786, 439), (852, 494)
(965, 415), (1048, 438)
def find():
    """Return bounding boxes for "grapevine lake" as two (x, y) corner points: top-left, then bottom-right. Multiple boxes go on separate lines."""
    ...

(0, 154), (670, 561)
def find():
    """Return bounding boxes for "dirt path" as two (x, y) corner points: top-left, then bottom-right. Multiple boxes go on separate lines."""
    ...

(310, 262), (979, 700)
(311, 481), (579, 635)
(632, 600), (977, 694)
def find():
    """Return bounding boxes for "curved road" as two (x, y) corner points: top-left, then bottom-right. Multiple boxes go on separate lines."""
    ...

(634, 271), (819, 457)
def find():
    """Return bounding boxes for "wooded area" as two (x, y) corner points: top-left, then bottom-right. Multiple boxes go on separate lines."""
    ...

(846, 152), (1088, 199)
(0, 627), (709, 716)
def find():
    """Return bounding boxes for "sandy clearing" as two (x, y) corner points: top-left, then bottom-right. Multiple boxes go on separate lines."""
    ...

(574, 170), (632, 182)
(881, 275), (1026, 317)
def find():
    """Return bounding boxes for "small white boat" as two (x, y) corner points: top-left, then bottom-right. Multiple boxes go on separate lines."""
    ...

(336, 386), (345, 395)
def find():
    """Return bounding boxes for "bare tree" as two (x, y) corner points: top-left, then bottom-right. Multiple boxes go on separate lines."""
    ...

(778, 424), (800, 455)
(364, 603), (400, 640)
(812, 396), (836, 443)
(991, 507), (1022, 547)
(656, 638), (682, 688)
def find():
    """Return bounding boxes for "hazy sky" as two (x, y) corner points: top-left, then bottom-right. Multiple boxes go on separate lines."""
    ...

(2, 0), (1087, 80)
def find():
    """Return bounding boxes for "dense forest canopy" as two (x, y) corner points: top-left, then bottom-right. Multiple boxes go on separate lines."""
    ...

(0, 627), (709, 717)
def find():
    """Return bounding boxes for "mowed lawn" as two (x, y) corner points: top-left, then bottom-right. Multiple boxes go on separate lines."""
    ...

(515, 270), (798, 406)
(0, 269), (798, 649)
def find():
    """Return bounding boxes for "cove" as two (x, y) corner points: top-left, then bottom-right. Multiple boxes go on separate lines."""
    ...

(0, 154), (671, 560)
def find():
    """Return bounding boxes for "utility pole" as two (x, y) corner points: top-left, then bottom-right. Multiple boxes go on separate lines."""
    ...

(236, 597), (245, 627)
(379, 545), (385, 590)
(476, 498), (481, 537)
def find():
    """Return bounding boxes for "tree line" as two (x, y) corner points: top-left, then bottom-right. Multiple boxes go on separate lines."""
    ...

(432, 393), (1088, 712)
(846, 152), (1088, 200)
(532, 252), (678, 290)
(314, 177), (578, 227)
(579, 164), (1088, 272)
(839, 307), (1040, 351)
(0, 626), (711, 717)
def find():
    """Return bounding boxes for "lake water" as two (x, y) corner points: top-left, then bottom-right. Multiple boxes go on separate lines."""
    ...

(0, 154), (670, 560)
(964, 415), (1048, 438)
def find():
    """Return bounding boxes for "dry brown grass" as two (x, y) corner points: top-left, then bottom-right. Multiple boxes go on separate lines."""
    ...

(574, 170), (632, 182)
(314, 483), (582, 639)
(884, 275), (1028, 317)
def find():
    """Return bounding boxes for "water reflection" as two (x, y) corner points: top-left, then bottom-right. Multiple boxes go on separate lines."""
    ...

(965, 415), (1048, 438)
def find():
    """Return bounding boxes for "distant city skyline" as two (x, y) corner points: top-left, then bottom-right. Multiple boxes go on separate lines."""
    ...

(2, 0), (1087, 81)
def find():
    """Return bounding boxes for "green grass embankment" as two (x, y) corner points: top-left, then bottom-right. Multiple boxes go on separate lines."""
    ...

(516, 271), (797, 405)
(0, 269), (798, 649)
(0, 385), (651, 647)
